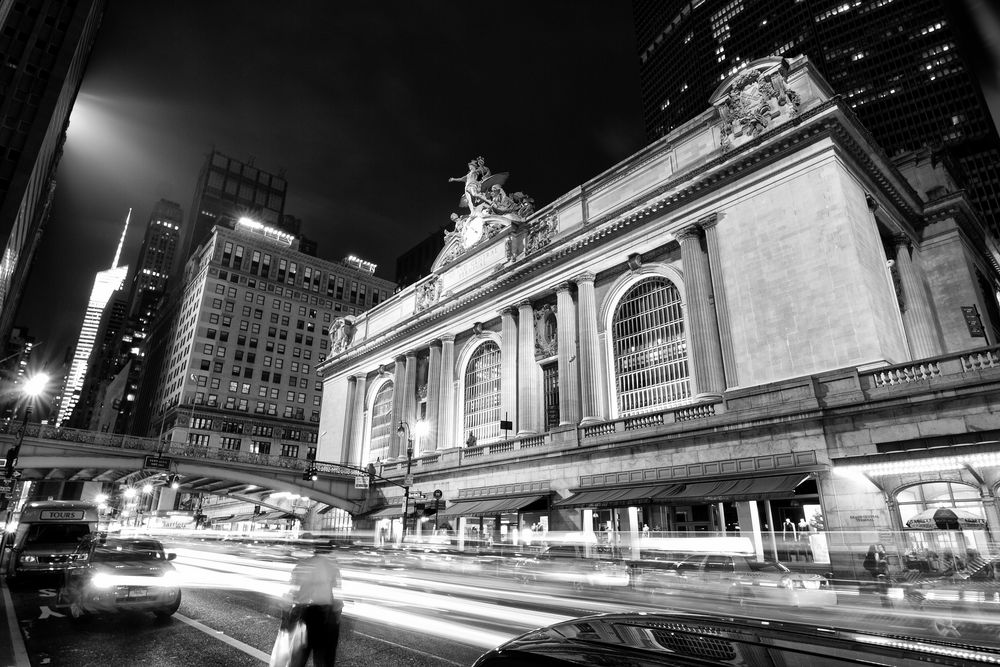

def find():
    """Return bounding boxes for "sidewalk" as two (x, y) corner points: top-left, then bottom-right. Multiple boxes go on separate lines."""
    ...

(0, 578), (29, 667)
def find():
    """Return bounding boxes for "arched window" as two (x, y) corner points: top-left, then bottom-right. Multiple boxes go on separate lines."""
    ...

(895, 482), (984, 525)
(611, 278), (690, 415)
(895, 482), (988, 563)
(463, 341), (501, 443)
(368, 381), (394, 462)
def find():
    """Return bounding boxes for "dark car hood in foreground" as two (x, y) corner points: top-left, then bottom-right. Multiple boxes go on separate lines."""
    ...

(472, 612), (1000, 667)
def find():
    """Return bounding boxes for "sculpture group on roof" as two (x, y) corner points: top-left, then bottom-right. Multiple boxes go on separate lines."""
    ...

(448, 157), (534, 221)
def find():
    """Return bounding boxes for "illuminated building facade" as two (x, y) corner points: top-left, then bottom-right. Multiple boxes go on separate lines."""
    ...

(57, 210), (131, 426)
(0, 0), (105, 349)
(632, 0), (1000, 243)
(319, 57), (1000, 577)
(153, 218), (394, 465)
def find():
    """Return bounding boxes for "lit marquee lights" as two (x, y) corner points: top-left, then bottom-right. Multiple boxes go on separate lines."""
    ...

(836, 451), (1000, 477)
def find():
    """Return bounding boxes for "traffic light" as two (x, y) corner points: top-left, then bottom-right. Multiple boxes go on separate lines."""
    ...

(166, 474), (180, 489)
(302, 466), (318, 481)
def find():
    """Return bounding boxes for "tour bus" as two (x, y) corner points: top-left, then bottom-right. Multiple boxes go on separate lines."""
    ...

(8, 500), (99, 576)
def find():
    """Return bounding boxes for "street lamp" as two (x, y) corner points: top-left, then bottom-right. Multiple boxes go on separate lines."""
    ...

(396, 420), (427, 540)
(1, 372), (50, 572)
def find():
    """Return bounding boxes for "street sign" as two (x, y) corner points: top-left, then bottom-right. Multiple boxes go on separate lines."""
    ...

(433, 489), (443, 499)
(354, 475), (367, 489)
(403, 474), (414, 487)
(144, 455), (171, 470)
(0, 479), (13, 493)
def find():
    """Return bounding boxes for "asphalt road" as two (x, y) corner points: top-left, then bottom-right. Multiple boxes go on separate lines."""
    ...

(9, 541), (1000, 665)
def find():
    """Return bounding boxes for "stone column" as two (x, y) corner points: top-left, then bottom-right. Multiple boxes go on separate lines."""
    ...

(347, 374), (368, 464)
(341, 376), (358, 465)
(677, 225), (725, 399)
(894, 235), (942, 359)
(438, 334), (456, 449)
(700, 215), (737, 389)
(403, 350), (418, 454)
(426, 340), (442, 451)
(575, 273), (607, 424)
(517, 300), (539, 435)
(500, 307), (519, 434)
(391, 355), (405, 458)
(555, 282), (581, 425)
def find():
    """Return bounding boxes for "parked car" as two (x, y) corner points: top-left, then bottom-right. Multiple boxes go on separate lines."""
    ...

(632, 551), (837, 608)
(472, 611), (1000, 666)
(514, 544), (630, 590)
(58, 535), (181, 619)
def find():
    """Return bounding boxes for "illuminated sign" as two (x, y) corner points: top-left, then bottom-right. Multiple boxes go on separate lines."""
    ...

(39, 510), (85, 521)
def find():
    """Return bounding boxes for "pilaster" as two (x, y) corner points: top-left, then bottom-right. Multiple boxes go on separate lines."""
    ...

(426, 340), (442, 451)
(700, 214), (737, 389)
(500, 307), (518, 435)
(438, 334), (456, 449)
(894, 235), (942, 359)
(347, 373), (367, 465)
(574, 273), (607, 424)
(517, 300), (540, 435)
(391, 355), (405, 457)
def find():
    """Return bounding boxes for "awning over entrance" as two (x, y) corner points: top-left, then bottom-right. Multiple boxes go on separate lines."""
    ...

(554, 484), (683, 509)
(366, 506), (404, 520)
(557, 474), (809, 508)
(438, 494), (549, 519)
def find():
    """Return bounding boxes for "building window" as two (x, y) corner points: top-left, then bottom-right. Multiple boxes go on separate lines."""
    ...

(221, 437), (241, 450)
(281, 444), (299, 458)
(251, 441), (271, 455)
(369, 381), (394, 462)
(188, 433), (210, 447)
(611, 278), (690, 415)
(542, 362), (559, 430)
(895, 482), (987, 562)
(463, 341), (502, 443)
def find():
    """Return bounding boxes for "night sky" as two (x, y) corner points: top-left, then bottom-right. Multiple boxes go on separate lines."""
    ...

(17, 1), (646, 365)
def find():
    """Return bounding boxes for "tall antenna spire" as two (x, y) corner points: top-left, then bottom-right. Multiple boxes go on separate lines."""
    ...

(111, 207), (131, 269)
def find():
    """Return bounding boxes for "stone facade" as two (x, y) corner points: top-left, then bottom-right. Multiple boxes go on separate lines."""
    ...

(317, 57), (1000, 573)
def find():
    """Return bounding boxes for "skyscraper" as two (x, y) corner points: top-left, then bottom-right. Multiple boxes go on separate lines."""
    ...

(152, 218), (394, 457)
(175, 150), (288, 283)
(0, 0), (106, 348)
(57, 209), (129, 426)
(632, 0), (1000, 240)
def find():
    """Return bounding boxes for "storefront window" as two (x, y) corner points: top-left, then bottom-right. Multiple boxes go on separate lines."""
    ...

(895, 481), (989, 569)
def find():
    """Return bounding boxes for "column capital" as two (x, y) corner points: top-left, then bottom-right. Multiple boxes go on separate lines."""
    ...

(697, 212), (719, 230)
(865, 193), (879, 212)
(351, 372), (368, 382)
(892, 233), (911, 249)
(675, 224), (702, 242)
(573, 272), (596, 285)
(556, 281), (574, 294)
(346, 375), (357, 385)
(429, 338), (443, 349)
(405, 349), (418, 359)
(516, 299), (534, 311)
(499, 305), (518, 317)
(395, 354), (407, 363)
(439, 333), (456, 343)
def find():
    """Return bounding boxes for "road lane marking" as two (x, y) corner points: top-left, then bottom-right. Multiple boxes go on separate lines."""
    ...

(173, 613), (270, 663)
(1, 583), (30, 666)
(352, 630), (466, 666)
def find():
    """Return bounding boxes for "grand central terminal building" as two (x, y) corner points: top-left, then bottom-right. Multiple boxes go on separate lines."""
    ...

(316, 56), (1000, 576)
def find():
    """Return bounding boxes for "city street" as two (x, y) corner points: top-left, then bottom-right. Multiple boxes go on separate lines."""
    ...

(8, 540), (1000, 665)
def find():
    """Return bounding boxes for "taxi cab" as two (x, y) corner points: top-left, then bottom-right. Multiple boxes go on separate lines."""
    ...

(58, 535), (181, 619)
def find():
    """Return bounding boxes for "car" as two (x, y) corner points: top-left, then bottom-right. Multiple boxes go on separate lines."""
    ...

(632, 551), (837, 608)
(472, 611), (1000, 666)
(513, 544), (630, 590)
(58, 535), (182, 619)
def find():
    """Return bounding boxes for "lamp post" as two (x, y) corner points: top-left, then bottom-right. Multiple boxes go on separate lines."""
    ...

(396, 420), (427, 541)
(1, 373), (50, 572)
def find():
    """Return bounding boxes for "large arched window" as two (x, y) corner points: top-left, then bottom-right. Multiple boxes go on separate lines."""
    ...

(611, 278), (690, 415)
(368, 381), (394, 462)
(463, 341), (502, 443)
(895, 482), (988, 563)
(895, 482), (985, 525)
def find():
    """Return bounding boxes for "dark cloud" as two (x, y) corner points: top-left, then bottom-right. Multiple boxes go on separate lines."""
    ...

(17, 2), (645, 358)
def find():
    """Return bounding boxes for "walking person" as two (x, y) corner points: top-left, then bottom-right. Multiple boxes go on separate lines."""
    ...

(273, 544), (343, 666)
(864, 543), (893, 609)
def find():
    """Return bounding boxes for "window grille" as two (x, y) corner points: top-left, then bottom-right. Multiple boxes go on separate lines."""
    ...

(612, 278), (690, 415)
(369, 382), (394, 461)
(463, 342), (502, 443)
(543, 362), (560, 430)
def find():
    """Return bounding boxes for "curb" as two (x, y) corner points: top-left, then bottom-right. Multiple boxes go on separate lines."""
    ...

(0, 579), (29, 667)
